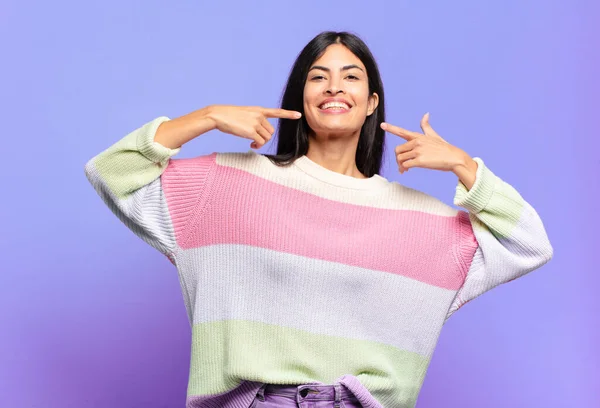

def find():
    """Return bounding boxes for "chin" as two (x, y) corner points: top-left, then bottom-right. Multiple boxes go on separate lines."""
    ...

(312, 126), (358, 137)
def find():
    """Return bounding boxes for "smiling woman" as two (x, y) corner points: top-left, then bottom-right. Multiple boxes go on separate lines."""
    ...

(266, 32), (385, 180)
(84, 31), (553, 408)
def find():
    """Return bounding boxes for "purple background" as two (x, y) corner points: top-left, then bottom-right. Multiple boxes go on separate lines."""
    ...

(1, 0), (598, 407)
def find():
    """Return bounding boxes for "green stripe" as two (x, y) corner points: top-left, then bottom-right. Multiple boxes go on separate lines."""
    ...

(188, 320), (429, 407)
(473, 181), (526, 239)
(454, 157), (525, 239)
(93, 118), (178, 199)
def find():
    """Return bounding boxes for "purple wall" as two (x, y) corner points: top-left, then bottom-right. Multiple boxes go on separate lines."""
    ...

(1, 0), (598, 406)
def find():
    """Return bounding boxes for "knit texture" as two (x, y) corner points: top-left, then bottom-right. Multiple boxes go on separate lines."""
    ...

(84, 117), (553, 408)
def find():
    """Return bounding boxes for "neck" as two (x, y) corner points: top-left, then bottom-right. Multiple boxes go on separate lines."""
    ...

(305, 131), (366, 179)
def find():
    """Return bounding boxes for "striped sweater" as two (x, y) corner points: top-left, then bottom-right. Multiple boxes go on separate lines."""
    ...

(84, 116), (553, 408)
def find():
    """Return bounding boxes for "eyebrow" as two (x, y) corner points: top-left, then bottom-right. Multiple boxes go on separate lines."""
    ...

(308, 64), (365, 73)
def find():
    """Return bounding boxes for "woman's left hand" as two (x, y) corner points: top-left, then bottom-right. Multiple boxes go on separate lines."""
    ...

(381, 113), (472, 175)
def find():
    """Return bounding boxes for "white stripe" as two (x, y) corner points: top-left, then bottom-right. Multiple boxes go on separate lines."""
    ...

(175, 244), (457, 357)
(446, 207), (553, 319)
(85, 160), (177, 257)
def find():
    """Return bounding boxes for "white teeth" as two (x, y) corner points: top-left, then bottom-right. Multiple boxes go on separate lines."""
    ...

(320, 102), (350, 110)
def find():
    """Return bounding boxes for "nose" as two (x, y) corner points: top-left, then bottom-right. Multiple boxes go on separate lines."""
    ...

(326, 86), (344, 95)
(325, 75), (345, 95)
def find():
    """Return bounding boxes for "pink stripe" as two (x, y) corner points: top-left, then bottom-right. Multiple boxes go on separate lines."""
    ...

(164, 159), (477, 290)
(161, 153), (218, 240)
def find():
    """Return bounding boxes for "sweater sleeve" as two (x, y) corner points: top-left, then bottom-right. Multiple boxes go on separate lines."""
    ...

(84, 117), (183, 261)
(445, 157), (554, 320)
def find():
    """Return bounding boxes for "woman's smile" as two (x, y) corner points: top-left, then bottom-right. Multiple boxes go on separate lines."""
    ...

(318, 97), (352, 114)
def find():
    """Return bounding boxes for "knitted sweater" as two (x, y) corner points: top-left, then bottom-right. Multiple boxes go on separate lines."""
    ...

(84, 117), (553, 408)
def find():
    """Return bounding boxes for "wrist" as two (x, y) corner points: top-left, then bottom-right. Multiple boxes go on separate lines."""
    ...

(451, 150), (472, 171)
(452, 151), (478, 190)
(197, 105), (218, 132)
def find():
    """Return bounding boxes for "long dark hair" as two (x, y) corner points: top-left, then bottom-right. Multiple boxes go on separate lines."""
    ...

(264, 31), (386, 177)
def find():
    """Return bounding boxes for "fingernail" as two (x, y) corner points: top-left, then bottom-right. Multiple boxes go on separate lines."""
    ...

(295, 112), (302, 118)
(381, 123), (387, 129)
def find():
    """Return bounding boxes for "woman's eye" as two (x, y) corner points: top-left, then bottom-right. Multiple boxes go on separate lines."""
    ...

(346, 75), (359, 80)
(311, 75), (325, 80)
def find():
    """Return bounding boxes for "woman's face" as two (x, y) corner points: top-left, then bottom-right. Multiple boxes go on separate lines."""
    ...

(303, 44), (379, 139)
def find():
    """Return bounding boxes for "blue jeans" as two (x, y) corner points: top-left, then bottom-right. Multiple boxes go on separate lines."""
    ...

(249, 383), (363, 407)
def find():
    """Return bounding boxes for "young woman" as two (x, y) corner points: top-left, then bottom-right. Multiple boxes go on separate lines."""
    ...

(85, 31), (553, 408)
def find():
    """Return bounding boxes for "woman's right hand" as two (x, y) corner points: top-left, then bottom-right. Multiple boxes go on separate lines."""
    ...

(206, 105), (302, 149)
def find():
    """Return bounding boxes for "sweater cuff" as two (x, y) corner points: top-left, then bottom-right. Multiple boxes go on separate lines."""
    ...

(453, 157), (496, 214)
(137, 116), (181, 164)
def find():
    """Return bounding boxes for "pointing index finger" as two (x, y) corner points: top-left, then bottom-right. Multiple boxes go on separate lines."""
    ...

(262, 108), (302, 119)
(381, 122), (420, 141)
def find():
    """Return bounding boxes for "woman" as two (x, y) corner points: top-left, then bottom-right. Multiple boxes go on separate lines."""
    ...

(84, 31), (553, 408)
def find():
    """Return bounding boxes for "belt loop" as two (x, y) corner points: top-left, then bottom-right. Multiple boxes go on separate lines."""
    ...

(256, 383), (267, 402)
(334, 384), (342, 408)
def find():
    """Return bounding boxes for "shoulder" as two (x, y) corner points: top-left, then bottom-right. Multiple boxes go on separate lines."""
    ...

(214, 149), (266, 165)
(168, 150), (264, 170)
(384, 180), (460, 217)
(208, 150), (295, 186)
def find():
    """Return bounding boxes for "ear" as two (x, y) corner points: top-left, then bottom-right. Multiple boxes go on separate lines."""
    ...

(367, 92), (379, 116)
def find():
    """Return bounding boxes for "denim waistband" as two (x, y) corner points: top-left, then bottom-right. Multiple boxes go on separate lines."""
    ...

(260, 383), (359, 402)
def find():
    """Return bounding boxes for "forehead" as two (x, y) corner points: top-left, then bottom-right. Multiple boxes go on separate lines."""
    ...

(311, 44), (365, 70)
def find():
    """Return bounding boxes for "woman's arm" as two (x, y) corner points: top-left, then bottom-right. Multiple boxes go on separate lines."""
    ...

(84, 117), (193, 261)
(84, 109), (220, 260)
(153, 107), (215, 149)
(446, 158), (554, 319)
(84, 105), (301, 260)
